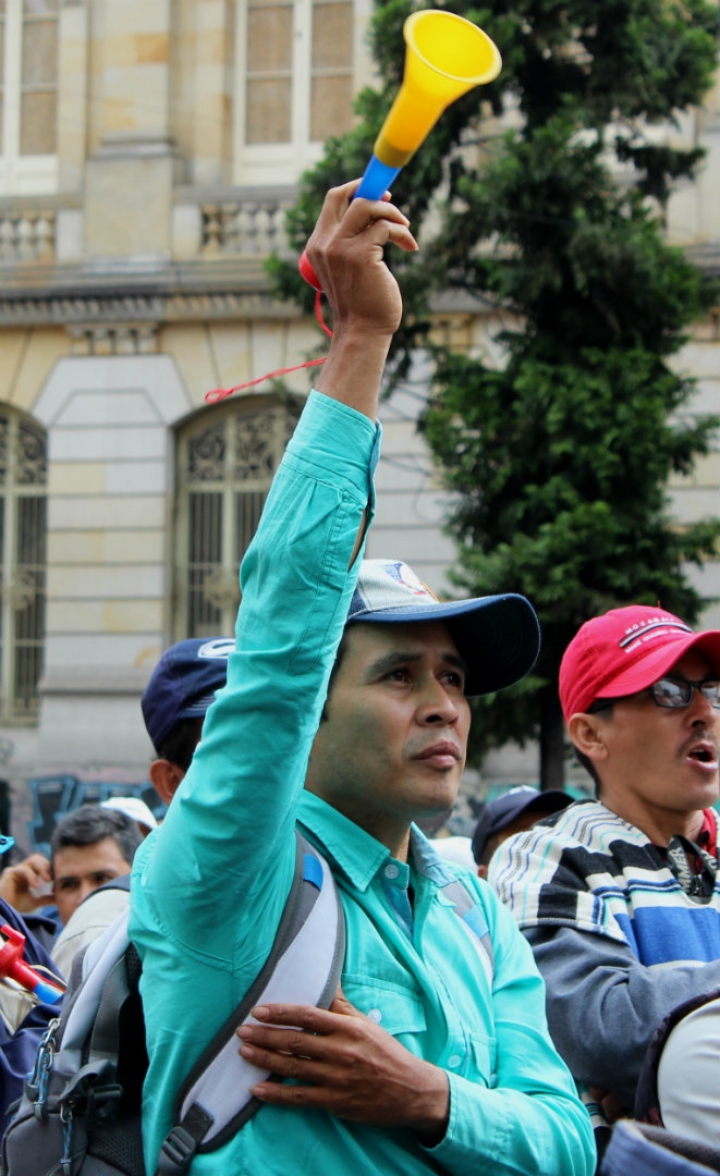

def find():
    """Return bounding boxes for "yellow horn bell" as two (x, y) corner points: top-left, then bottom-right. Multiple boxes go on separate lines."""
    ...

(298, 9), (502, 290)
(374, 9), (502, 170)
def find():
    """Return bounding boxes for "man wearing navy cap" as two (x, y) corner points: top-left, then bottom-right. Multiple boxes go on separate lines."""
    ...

(46, 643), (235, 979)
(130, 183), (594, 1176)
(472, 787), (572, 878)
(141, 636), (235, 806)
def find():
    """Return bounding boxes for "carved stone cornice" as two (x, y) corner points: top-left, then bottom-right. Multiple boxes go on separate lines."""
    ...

(0, 257), (301, 327)
(685, 241), (720, 278)
(0, 239), (716, 329)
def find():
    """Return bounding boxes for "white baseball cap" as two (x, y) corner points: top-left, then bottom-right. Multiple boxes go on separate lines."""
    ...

(101, 796), (158, 834)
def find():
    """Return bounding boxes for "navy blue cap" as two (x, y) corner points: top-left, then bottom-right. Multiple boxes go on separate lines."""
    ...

(141, 637), (234, 752)
(348, 560), (540, 697)
(471, 786), (572, 864)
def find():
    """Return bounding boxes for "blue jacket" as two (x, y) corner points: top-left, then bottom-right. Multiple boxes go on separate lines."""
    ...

(0, 899), (61, 1137)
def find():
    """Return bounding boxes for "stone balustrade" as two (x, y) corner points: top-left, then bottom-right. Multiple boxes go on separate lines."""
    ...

(201, 200), (292, 257)
(0, 212), (55, 262)
(0, 199), (294, 267)
(0, 198), (294, 266)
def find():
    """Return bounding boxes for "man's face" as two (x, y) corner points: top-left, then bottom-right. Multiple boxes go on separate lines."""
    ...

(592, 649), (720, 834)
(306, 621), (471, 855)
(52, 837), (132, 925)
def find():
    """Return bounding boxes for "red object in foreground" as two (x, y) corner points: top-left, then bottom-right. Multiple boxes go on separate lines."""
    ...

(205, 355), (327, 404)
(0, 924), (64, 1003)
(204, 291), (331, 403)
(298, 249), (322, 291)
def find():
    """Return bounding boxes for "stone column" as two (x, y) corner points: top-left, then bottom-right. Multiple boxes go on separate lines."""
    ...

(84, 0), (178, 259)
(33, 354), (193, 768)
(192, 0), (234, 186)
(57, 0), (89, 195)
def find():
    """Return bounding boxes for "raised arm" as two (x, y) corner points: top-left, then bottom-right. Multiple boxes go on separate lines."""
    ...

(307, 181), (416, 419)
(133, 185), (416, 958)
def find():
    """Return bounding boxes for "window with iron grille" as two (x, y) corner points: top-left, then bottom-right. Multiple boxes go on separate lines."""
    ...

(0, 408), (47, 722)
(0, 0), (59, 193)
(175, 396), (301, 639)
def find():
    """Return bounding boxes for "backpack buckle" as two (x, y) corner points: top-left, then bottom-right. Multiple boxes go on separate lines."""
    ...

(156, 1125), (198, 1175)
(88, 1081), (124, 1122)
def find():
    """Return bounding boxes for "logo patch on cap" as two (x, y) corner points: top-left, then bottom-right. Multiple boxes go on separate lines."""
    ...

(381, 561), (438, 601)
(619, 616), (692, 654)
(197, 638), (235, 660)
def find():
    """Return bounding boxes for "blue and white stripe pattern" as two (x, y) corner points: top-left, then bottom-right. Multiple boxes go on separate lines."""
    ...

(490, 800), (720, 968)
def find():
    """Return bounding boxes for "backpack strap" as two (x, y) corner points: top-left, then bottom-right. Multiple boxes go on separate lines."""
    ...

(21, 913), (135, 1132)
(89, 873), (131, 896)
(52, 906), (132, 1088)
(85, 942), (141, 1064)
(439, 878), (495, 987)
(154, 831), (345, 1176)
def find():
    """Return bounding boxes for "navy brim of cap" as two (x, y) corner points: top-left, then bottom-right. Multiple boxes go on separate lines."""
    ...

(348, 593), (540, 697)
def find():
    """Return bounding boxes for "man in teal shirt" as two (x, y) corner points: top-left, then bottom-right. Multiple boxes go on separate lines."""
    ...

(131, 182), (595, 1175)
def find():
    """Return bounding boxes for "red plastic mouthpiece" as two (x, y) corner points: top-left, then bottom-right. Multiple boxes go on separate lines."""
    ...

(298, 249), (322, 291)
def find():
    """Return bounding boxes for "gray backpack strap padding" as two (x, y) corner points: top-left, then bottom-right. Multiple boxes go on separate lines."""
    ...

(85, 947), (134, 1065)
(440, 879), (495, 988)
(56, 910), (131, 1069)
(0, 934), (137, 1176)
(154, 831), (345, 1175)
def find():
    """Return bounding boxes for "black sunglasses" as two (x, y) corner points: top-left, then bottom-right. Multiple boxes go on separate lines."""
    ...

(648, 676), (720, 711)
(591, 676), (720, 713)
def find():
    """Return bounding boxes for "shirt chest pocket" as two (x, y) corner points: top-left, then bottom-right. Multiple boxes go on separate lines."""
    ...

(341, 975), (427, 1049)
(468, 1029), (498, 1086)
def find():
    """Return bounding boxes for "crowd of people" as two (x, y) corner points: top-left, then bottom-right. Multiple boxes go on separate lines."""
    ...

(0, 184), (718, 1175)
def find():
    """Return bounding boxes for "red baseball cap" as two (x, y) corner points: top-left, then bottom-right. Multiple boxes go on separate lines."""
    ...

(559, 605), (720, 721)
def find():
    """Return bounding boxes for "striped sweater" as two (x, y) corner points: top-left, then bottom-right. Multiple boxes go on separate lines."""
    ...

(490, 799), (720, 967)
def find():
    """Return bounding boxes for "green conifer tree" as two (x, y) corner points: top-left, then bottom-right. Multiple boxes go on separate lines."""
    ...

(271, 0), (720, 787)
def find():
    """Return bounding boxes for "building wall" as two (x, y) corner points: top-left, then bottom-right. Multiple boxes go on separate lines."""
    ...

(0, 1), (716, 838)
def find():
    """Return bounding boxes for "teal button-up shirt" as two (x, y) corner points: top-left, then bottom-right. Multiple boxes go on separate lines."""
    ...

(131, 390), (594, 1176)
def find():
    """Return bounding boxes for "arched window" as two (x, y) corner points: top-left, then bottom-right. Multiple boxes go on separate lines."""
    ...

(174, 395), (301, 639)
(0, 408), (47, 721)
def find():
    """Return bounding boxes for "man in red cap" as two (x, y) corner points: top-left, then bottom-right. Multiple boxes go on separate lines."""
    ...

(490, 605), (720, 1124)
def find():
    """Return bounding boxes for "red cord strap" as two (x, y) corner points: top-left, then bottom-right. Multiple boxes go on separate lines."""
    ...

(205, 290), (331, 404)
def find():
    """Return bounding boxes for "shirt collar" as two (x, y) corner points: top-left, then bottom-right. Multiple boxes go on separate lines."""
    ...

(298, 791), (390, 891)
(408, 825), (460, 886)
(298, 791), (460, 891)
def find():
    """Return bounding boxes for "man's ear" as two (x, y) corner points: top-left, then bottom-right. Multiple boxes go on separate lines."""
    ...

(149, 759), (185, 807)
(567, 713), (609, 764)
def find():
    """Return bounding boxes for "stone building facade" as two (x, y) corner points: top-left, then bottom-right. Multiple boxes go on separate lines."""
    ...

(0, 1), (717, 822)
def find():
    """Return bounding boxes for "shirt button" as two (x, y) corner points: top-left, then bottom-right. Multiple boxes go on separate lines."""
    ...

(367, 1008), (383, 1023)
(384, 864), (399, 880)
(447, 1055), (462, 1069)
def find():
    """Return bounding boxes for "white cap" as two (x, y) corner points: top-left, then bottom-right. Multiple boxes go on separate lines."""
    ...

(101, 796), (158, 833)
